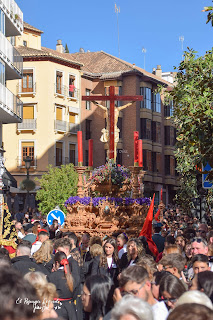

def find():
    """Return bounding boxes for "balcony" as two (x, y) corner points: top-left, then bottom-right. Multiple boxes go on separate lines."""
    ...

(0, 82), (22, 123)
(17, 82), (36, 97)
(0, 31), (23, 79)
(54, 120), (67, 133)
(17, 119), (37, 132)
(68, 123), (80, 134)
(17, 156), (37, 168)
(55, 84), (67, 98)
(68, 88), (79, 101)
(0, 0), (23, 36)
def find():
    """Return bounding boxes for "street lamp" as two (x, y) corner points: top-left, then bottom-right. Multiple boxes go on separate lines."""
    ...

(23, 156), (32, 180)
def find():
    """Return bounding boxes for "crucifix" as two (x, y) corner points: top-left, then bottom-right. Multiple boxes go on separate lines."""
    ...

(82, 86), (143, 162)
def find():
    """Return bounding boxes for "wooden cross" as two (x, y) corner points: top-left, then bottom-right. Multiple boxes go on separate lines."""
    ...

(82, 86), (143, 161)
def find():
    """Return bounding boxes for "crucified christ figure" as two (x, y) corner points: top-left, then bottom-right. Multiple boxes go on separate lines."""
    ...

(92, 101), (134, 157)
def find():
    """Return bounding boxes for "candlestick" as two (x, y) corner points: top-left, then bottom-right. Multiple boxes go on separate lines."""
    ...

(138, 139), (143, 167)
(134, 131), (139, 166)
(88, 139), (93, 169)
(77, 131), (83, 166)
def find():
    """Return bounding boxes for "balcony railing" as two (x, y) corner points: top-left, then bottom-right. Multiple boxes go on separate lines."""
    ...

(17, 156), (37, 168)
(17, 82), (36, 95)
(0, 31), (23, 75)
(17, 119), (37, 131)
(68, 88), (79, 100)
(68, 123), (80, 134)
(55, 84), (79, 100)
(1, 0), (23, 34)
(0, 82), (23, 119)
(54, 120), (67, 132)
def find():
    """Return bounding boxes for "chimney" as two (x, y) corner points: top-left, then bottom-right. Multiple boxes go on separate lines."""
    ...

(155, 65), (162, 78)
(56, 39), (64, 53)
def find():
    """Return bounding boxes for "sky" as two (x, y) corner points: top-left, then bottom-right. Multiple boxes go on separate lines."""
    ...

(16, 0), (212, 73)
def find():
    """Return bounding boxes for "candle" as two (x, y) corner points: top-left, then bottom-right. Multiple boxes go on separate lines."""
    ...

(77, 131), (83, 166)
(89, 139), (93, 169)
(134, 131), (139, 166)
(160, 188), (163, 201)
(138, 139), (143, 167)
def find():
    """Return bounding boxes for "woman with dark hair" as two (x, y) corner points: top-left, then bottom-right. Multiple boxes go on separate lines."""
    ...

(48, 251), (77, 320)
(120, 238), (145, 270)
(159, 273), (186, 310)
(190, 270), (213, 302)
(91, 238), (120, 286)
(81, 274), (114, 320)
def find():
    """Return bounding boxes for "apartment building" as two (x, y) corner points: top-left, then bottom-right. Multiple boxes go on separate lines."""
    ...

(3, 22), (82, 191)
(69, 51), (177, 204)
(0, 0), (23, 189)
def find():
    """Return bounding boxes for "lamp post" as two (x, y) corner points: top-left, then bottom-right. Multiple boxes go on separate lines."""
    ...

(23, 156), (32, 212)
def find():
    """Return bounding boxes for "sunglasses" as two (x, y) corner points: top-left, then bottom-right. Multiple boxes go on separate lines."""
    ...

(191, 237), (207, 246)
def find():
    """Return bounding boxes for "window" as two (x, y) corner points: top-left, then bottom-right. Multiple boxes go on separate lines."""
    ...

(23, 105), (34, 119)
(69, 112), (75, 124)
(0, 9), (5, 35)
(56, 71), (63, 94)
(22, 69), (33, 92)
(156, 153), (161, 173)
(165, 126), (175, 146)
(164, 126), (170, 145)
(147, 150), (152, 171)
(164, 100), (173, 117)
(69, 144), (75, 165)
(140, 87), (152, 109)
(22, 142), (35, 166)
(152, 92), (161, 112)
(140, 118), (152, 140)
(170, 156), (175, 176)
(56, 142), (63, 166)
(165, 155), (170, 175)
(69, 75), (75, 97)
(23, 40), (27, 47)
(117, 117), (122, 139)
(86, 119), (92, 140)
(86, 89), (91, 110)
(0, 61), (5, 85)
(152, 152), (157, 172)
(156, 122), (161, 143)
(56, 107), (63, 121)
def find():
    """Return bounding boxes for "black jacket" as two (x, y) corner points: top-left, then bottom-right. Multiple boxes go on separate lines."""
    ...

(11, 255), (42, 276)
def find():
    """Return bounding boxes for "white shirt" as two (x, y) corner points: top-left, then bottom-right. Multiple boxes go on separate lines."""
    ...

(31, 241), (42, 255)
(118, 244), (127, 259)
(17, 231), (25, 239)
(152, 301), (169, 320)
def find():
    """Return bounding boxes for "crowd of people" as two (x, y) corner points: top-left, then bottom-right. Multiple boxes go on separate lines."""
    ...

(0, 206), (213, 320)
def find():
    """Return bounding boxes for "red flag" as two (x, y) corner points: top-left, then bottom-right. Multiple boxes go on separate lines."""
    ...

(154, 208), (160, 222)
(139, 194), (159, 256)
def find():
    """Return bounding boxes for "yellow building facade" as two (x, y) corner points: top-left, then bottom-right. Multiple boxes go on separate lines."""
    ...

(4, 23), (82, 190)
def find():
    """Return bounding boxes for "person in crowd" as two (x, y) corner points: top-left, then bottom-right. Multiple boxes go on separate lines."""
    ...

(175, 290), (213, 310)
(81, 274), (114, 320)
(32, 221), (42, 236)
(63, 231), (82, 266)
(167, 303), (213, 320)
(120, 238), (144, 270)
(89, 235), (103, 247)
(31, 229), (50, 255)
(191, 254), (211, 274)
(40, 215), (50, 231)
(24, 271), (58, 319)
(175, 235), (186, 254)
(151, 271), (169, 300)
(137, 254), (157, 281)
(159, 272), (186, 310)
(49, 219), (60, 239)
(33, 239), (54, 275)
(11, 240), (42, 275)
(158, 253), (187, 288)
(0, 247), (11, 266)
(15, 221), (25, 239)
(114, 265), (169, 320)
(84, 244), (103, 278)
(80, 233), (92, 262)
(49, 251), (77, 320)
(196, 224), (208, 239)
(22, 223), (37, 244)
(189, 270), (213, 302)
(152, 222), (165, 253)
(111, 295), (153, 320)
(91, 238), (120, 286)
(0, 267), (41, 320)
(117, 233), (128, 259)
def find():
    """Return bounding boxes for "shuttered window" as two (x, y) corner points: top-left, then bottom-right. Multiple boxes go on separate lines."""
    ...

(23, 106), (34, 119)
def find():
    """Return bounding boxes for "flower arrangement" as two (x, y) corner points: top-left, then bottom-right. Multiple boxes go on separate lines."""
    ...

(64, 196), (150, 207)
(88, 160), (131, 188)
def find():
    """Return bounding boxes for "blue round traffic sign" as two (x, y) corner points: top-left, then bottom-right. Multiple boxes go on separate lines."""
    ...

(47, 209), (66, 226)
